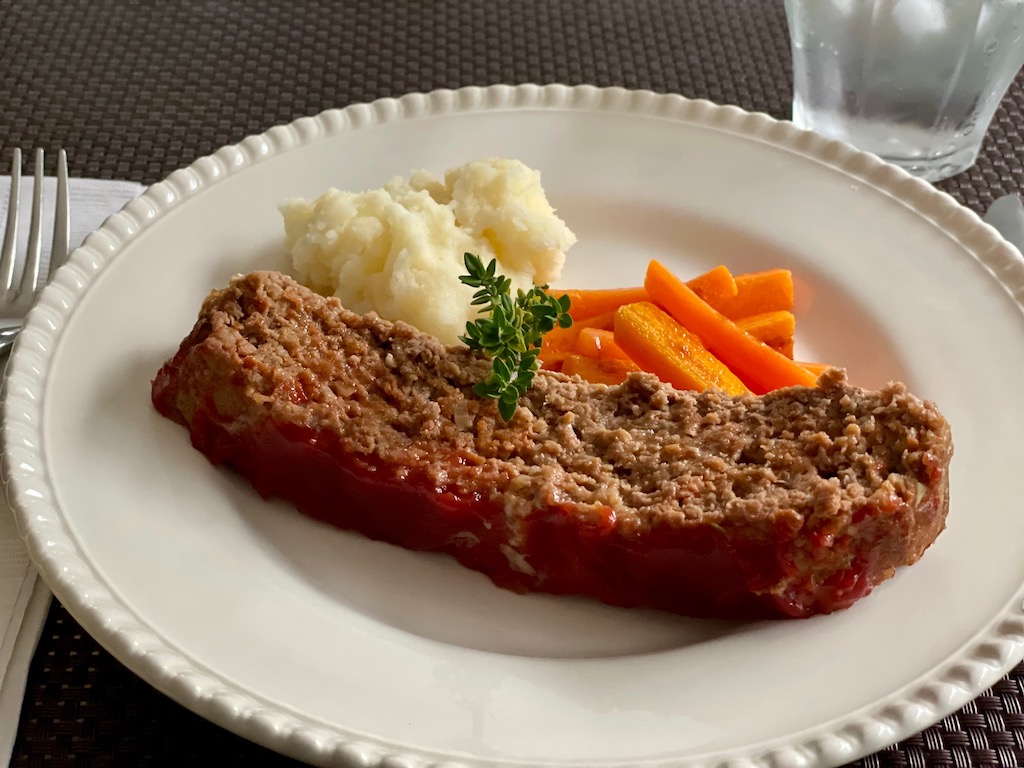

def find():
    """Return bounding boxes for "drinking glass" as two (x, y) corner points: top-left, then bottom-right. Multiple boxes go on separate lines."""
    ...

(784, 0), (1024, 181)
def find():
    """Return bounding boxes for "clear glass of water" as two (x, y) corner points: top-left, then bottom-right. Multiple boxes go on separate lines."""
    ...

(784, 0), (1024, 181)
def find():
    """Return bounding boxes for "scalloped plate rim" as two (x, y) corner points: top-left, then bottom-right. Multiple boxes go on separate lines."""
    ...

(3, 83), (1024, 768)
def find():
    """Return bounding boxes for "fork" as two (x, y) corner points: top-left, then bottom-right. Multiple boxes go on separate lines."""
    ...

(0, 148), (70, 356)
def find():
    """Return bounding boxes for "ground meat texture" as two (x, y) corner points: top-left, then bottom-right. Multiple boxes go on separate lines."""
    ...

(152, 271), (953, 619)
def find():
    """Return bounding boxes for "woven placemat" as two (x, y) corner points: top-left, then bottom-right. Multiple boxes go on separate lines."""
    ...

(17, 601), (1023, 768)
(1, 0), (1022, 765)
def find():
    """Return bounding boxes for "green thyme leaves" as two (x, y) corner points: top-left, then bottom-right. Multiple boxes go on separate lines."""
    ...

(459, 253), (572, 421)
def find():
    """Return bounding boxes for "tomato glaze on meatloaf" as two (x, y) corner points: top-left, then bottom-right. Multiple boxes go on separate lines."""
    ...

(152, 271), (953, 619)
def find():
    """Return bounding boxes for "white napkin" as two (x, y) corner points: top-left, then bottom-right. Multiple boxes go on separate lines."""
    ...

(0, 175), (144, 765)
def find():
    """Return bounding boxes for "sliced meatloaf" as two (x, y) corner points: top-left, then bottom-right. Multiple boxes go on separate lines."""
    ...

(152, 270), (953, 619)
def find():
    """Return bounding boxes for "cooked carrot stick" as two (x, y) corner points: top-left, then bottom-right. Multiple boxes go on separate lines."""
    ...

(577, 310), (616, 332)
(562, 354), (641, 385)
(574, 328), (632, 360)
(560, 266), (739, 323)
(736, 310), (795, 342)
(769, 339), (795, 359)
(539, 351), (569, 371)
(736, 310), (796, 358)
(560, 287), (649, 322)
(706, 269), (794, 320)
(644, 260), (817, 394)
(539, 326), (575, 368)
(687, 265), (738, 307)
(614, 302), (749, 395)
(574, 327), (604, 358)
(798, 361), (834, 379)
(539, 310), (616, 367)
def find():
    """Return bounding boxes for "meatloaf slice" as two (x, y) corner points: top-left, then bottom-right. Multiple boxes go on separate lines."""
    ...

(152, 270), (953, 619)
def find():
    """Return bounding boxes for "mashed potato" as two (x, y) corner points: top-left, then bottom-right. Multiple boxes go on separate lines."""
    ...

(280, 158), (576, 345)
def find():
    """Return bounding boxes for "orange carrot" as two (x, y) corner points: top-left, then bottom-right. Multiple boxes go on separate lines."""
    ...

(540, 326), (576, 354)
(736, 310), (795, 342)
(644, 260), (817, 394)
(562, 354), (641, 385)
(574, 328), (603, 358)
(706, 269), (794, 320)
(561, 287), (649, 322)
(736, 310), (795, 358)
(574, 328), (631, 360)
(798, 361), (834, 379)
(560, 267), (738, 323)
(539, 310), (616, 367)
(539, 351), (569, 371)
(687, 265), (738, 307)
(769, 339), (795, 359)
(614, 302), (748, 395)
(539, 326), (576, 368)
(578, 310), (616, 331)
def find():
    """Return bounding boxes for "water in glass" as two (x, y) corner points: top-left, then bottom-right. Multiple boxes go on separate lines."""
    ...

(785, 0), (1024, 181)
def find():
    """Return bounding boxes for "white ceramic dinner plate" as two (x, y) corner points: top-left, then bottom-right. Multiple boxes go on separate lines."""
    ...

(5, 85), (1024, 768)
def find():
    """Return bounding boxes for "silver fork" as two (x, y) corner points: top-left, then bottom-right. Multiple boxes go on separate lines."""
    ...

(0, 148), (70, 356)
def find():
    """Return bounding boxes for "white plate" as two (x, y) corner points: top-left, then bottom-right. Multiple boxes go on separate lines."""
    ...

(5, 85), (1024, 768)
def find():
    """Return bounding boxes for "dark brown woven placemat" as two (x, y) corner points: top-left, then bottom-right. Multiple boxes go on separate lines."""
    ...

(2, 0), (1023, 765)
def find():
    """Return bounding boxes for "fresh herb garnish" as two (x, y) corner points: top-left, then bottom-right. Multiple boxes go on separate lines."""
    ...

(459, 253), (573, 421)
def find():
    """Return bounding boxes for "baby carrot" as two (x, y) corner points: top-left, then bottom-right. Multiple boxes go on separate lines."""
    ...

(560, 287), (649, 322)
(559, 266), (738, 323)
(798, 361), (834, 380)
(644, 260), (817, 394)
(736, 310), (796, 358)
(539, 310), (617, 367)
(706, 269), (794, 319)
(614, 301), (748, 396)
(687, 265), (738, 307)
(562, 354), (641, 385)
(574, 328), (632, 360)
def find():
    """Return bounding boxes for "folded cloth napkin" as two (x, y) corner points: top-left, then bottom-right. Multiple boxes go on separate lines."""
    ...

(0, 175), (145, 765)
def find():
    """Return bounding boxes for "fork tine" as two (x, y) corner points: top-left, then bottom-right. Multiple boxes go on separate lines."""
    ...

(0, 148), (22, 293)
(19, 148), (44, 295)
(49, 149), (69, 276)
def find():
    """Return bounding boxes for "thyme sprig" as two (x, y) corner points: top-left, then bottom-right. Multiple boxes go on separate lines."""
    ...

(459, 253), (572, 421)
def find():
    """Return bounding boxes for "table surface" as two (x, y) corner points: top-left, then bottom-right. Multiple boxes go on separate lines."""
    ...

(3, 0), (1023, 765)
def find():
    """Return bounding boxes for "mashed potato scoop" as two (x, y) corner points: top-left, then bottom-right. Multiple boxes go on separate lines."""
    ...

(280, 157), (576, 345)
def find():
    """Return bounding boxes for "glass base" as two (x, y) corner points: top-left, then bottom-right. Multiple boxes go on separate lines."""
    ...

(876, 146), (980, 183)
(792, 103), (983, 183)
